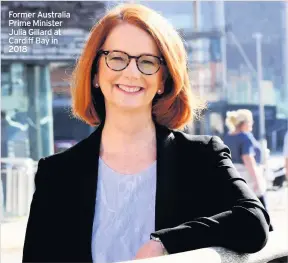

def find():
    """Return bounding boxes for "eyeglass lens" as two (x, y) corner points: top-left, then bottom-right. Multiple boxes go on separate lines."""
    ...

(106, 51), (161, 75)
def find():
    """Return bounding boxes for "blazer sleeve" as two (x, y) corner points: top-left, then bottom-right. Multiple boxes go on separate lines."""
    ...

(150, 136), (271, 254)
(22, 158), (54, 263)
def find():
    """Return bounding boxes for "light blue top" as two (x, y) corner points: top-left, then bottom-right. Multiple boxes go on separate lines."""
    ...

(91, 157), (157, 263)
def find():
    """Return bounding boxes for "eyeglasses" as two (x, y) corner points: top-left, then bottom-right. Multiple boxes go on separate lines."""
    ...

(97, 50), (166, 75)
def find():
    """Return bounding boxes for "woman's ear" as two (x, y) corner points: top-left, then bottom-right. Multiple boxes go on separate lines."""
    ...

(91, 53), (100, 86)
(160, 68), (169, 92)
(93, 75), (99, 88)
(162, 67), (168, 83)
(160, 81), (165, 93)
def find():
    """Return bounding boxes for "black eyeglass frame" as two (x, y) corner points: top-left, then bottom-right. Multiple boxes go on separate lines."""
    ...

(97, 49), (166, 75)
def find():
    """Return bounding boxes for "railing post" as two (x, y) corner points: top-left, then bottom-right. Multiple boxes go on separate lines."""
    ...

(1, 158), (37, 218)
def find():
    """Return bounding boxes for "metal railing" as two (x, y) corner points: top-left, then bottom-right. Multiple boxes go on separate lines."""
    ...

(123, 231), (288, 263)
(1, 158), (37, 219)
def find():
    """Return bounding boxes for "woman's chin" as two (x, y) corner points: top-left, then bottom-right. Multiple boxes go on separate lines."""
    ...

(114, 102), (150, 112)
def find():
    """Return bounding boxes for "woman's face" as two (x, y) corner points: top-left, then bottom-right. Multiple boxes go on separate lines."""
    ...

(241, 119), (254, 132)
(96, 23), (165, 112)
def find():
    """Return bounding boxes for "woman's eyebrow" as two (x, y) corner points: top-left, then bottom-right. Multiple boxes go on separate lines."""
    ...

(140, 52), (161, 57)
(104, 48), (160, 57)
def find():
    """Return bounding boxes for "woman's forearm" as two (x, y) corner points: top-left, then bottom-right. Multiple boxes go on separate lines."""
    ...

(242, 154), (261, 184)
(285, 158), (288, 180)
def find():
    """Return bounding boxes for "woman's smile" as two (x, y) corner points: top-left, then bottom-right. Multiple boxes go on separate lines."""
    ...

(115, 84), (145, 94)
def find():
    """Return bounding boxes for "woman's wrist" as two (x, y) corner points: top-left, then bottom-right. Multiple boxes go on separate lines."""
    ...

(150, 236), (169, 255)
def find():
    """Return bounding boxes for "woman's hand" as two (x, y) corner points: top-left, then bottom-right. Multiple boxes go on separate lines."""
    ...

(253, 183), (261, 194)
(134, 240), (165, 260)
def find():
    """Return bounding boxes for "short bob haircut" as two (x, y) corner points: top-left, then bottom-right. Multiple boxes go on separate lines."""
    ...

(71, 3), (205, 130)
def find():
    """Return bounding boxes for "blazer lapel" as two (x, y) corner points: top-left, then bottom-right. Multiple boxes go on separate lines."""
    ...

(72, 122), (104, 262)
(154, 123), (178, 231)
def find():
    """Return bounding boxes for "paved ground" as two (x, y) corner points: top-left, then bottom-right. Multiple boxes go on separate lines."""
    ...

(1, 217), (27, 263)
(1, 154), (287, 263)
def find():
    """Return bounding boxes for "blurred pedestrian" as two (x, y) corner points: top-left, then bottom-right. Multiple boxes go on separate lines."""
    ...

(0, 176), (4, 221)
(224, 110), (271, 213)
(22, 4), (271, 263)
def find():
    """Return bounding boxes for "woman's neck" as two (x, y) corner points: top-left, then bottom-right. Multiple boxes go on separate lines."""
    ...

(231, 128), (247, 135)
(100, 107), (156, 155)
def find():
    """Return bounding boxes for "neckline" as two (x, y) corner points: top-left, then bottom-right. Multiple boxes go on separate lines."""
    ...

(229, 131), (245, 136)
(98, 157), (157, 177)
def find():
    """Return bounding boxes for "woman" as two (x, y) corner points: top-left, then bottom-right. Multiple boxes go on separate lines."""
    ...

(23, 4), (271, 263)
(224, 109), (269, 210)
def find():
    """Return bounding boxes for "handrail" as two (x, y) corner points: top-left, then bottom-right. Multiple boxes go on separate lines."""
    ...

(1, 158), (37, 217)
(122, 231), (287, 263)
(1, 157), (36, 166)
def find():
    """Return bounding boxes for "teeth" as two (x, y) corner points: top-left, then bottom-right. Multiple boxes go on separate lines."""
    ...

(118, 84), (141, 93)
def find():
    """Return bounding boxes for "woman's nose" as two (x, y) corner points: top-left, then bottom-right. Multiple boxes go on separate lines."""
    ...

(123, 58), (141, 77)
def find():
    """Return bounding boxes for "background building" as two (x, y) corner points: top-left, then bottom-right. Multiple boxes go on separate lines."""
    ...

(1, 1), (106, 159)
(1, 1), (287, 160)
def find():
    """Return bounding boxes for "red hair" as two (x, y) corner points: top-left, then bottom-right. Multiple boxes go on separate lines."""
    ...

(71, 3), (205, 130)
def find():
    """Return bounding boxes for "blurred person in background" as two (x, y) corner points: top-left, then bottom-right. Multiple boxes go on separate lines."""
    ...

(224, 109), (273, 230)
(22, 4), (271, 263)
(0, 177), (3, 221)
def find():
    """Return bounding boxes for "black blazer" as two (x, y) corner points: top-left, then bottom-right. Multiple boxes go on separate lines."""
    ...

(22, 122), (271, 263)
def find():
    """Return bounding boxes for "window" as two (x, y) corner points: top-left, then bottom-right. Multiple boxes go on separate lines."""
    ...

(1, 65), (11, 96)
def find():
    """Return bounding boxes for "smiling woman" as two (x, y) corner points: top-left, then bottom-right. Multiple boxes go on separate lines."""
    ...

(92, 23), (170, 115)
(22, 3), (271, 263)
(70, 3), (205, 129)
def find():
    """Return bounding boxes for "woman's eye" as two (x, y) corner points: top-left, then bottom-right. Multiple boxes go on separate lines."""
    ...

(142, 60), (154, 65)
(111, 56), (124, 61)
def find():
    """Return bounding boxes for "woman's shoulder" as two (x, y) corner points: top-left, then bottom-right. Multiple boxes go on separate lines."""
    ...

(172, 130), (226, 153)
(224, 131), (252, 142)
(173, 130), (211, 144)
(238, 132), (255, 143)
(38, 133), (95, 172)
(46, 138), (88, 160)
